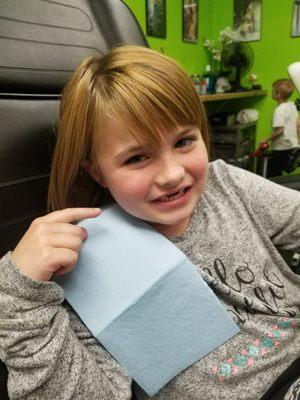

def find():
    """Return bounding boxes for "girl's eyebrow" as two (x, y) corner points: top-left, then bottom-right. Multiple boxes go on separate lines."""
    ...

(114, 145), (146, 161)
(176, 126), (195, 136)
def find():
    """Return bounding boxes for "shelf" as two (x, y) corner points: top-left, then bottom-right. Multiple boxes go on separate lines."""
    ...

(211, 121), (257, 131)
(200, 90), (267, 102)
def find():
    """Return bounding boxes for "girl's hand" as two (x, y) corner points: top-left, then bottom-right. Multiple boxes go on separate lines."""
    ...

(11, 208), (101, 282)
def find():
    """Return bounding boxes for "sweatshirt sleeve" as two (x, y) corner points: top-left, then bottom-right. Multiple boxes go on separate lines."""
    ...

(218, 161), (300, 252)
(0, 252), (132, 400)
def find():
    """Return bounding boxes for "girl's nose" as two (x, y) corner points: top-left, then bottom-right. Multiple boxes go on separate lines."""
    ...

(155, 158), (185, 187)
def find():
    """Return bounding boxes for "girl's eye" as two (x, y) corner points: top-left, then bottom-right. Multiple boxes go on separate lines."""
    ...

(175, 137), (195, 148)
(125, 155), (147, 164)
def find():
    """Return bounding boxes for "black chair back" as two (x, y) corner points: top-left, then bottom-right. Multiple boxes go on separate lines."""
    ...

(0, 1), (147, 397)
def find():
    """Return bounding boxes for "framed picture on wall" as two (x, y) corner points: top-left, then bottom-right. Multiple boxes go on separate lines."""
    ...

(146, 0), (166, 38)
(233, 0), (262, 42)
(291, 0), (300, 37)
(182, 0), (198, 43)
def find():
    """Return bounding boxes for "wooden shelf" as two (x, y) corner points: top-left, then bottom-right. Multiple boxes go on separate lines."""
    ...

(200, 90), (267, 102)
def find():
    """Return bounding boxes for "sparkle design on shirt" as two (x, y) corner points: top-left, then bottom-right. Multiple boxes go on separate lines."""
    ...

(212, 318), (299, 380)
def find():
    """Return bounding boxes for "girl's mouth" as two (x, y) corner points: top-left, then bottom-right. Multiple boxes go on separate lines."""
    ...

(155, 187), (189, 203)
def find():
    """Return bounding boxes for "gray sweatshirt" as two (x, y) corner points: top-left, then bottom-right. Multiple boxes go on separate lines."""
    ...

(0, 160), (299, 400)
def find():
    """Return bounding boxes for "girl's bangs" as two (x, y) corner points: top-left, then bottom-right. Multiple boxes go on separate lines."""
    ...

(96, 76), (202, 149)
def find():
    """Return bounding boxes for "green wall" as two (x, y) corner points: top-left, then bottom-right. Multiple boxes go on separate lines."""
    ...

(124, 0), (300, 170)
(124, 0), (212, 73)
(211, 0), (300, 146)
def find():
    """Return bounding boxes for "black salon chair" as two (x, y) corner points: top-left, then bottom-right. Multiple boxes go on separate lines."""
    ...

(270, 174), (300, 191)
(0, 1), (147, 398)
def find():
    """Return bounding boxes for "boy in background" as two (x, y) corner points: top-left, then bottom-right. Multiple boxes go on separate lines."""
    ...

(263, 79), (299, 177)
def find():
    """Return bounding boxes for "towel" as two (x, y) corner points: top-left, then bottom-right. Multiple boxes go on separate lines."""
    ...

(56, 205), (239, 396)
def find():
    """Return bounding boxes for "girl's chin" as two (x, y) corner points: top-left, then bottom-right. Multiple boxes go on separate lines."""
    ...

(147, 213), (192, 236)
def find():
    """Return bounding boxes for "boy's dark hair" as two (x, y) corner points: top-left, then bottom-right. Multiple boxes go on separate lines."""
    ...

(272, 79), (294, 100)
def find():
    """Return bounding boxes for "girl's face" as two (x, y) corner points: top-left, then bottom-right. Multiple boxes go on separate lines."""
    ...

(91, 119), (208, 237)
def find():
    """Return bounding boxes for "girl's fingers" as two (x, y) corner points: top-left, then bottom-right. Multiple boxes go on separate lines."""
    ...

(12, 208), (101, 281)
(54, 263), (78, 277)
(46, 248), (79, 274)
(32, 207), (101, 226)
(47, 233), (84, 253)
(46, 223), (88, 240)
(18, 248), (79, 282)
(27, 221), (87, 244)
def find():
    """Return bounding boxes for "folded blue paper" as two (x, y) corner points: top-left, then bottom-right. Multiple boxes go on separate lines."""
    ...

(56, 205), (239, 396)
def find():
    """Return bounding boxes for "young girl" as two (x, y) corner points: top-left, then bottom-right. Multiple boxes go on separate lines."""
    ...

(0, 46), (299, 400)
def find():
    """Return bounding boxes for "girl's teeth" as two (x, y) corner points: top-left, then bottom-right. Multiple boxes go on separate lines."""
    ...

(159, 189), (185, 202)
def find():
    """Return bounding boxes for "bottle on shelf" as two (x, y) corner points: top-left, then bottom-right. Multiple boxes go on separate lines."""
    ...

(201, 78), (207, 94)
(203, 64), (214, 94)
(191, 74), (201, 94)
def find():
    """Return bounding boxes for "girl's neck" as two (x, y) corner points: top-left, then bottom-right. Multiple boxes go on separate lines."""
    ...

(150, 216), (191, 238)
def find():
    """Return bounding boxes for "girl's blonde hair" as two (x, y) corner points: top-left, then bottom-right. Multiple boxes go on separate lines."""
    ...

(48, 45), (210, 211)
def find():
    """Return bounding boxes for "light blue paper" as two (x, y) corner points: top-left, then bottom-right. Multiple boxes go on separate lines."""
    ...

(56, 205), (239, 396)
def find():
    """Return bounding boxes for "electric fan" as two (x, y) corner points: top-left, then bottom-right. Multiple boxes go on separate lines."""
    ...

(221, 41), (254, 91)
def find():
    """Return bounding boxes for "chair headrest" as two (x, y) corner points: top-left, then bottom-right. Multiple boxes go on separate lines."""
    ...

(0, 0), (147, 95)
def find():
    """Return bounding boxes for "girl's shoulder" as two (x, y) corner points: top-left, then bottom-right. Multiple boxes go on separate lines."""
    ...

(207, 159), (254, 189)
(205, 160), (250, 202)
(206, 160), (297, 201)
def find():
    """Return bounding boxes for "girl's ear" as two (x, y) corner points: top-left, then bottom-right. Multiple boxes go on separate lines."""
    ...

(81, 161), (107, 187)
